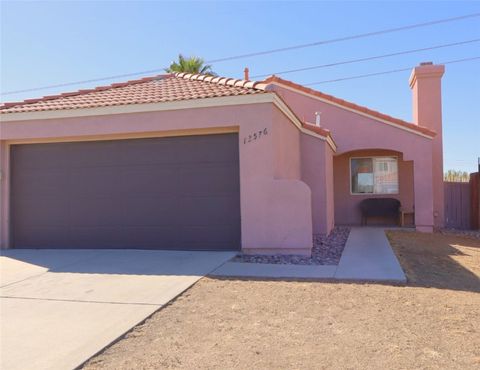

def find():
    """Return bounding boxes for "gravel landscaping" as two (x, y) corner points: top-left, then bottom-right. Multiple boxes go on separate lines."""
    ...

(231, 226), (350, 265)
(438, 228), (480, 240)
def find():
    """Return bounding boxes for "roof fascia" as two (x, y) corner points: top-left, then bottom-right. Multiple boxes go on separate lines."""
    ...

(0, 94), (274, 122)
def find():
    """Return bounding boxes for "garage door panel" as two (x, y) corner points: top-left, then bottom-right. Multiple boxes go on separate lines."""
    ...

(12, 196), (70, 228)
(67, 141), (124, 167)
(11, 134), (241, 251)
(119, 139), (182, 165)
(122, 166), (178, 195)
(12, 169), (70, 197)
(69, 226), (128, 249)
(13, 226), (70, 249)
(179, 241), (237, 251)
(11, 143), (70, 170)
(177, 165), (240, 196)
(122, 197), (178, 226)
(69, 167), (125, 198)
(180, 224), (240, 244)
(180, 196), (240, 225)
(119, 226), (179, 249)
(69, 198), (125, 227)
(175, 135), (239, 163)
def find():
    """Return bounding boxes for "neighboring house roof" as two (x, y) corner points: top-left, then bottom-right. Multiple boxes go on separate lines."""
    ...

(264, 75), (436, 137)
(0, 73), (268, 114)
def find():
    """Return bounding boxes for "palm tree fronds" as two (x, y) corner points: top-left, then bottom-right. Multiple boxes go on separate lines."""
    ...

(165, 54), (216, 76)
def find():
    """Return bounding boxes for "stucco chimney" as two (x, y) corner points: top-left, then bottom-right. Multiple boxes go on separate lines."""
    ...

(409, 62), (445, 227)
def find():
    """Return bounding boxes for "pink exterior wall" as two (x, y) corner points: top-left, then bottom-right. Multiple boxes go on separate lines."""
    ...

(272, 84), (435, 232)
(300, 133), (335, 235)
(273, 108), (301, 180)
(334, 149), (414, 225)
(324, 143), (335, 233)
(0, 102), (313, 254)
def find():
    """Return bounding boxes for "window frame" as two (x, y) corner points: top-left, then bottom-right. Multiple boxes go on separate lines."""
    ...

(349, 156), (400, 195)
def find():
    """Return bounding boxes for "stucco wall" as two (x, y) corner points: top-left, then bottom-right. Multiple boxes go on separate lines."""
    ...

(273, 108), (301, 180)
(324, 142), (335, 233)
(272, 84), (435, 232)
(0, 102), (312, 254)
(334, 149), (414, 226)
(272, 85), (432, 156)
(300, 133), (334, 235)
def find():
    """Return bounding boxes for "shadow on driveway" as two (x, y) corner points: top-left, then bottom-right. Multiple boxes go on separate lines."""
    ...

(1, 249), (236, 285)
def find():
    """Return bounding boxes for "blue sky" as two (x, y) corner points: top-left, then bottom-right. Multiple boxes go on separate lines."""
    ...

(1, 1), (479, 172)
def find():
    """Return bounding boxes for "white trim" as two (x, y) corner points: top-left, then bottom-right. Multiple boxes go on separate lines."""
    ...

(270, 82), (434, 140)
(349, 156), (400, 195)
(4, 126), (239, 146)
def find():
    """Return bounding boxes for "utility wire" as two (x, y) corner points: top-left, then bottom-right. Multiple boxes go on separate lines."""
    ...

(251, 39), (480, 78)
(1, 12), (479, 97)
(303, 56), (480, 85)
(1, 69), (166, 96)
(208, 13), (480, 63)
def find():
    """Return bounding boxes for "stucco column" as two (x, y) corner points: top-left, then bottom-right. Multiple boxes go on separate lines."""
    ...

(413, 153), (434, 232)
(300, 133), (334, 235)
(409, 62), (445, 227)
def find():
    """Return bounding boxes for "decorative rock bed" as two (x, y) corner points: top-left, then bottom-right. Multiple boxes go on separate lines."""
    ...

(232, 227), (350, 265)
(438, 228), (480, 240)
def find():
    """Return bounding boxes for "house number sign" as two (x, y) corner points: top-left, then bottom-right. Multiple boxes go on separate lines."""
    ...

(244, 128), (268, 144)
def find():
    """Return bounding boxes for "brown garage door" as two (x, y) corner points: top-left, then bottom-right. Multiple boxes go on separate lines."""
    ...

(10, 134), (241, 250)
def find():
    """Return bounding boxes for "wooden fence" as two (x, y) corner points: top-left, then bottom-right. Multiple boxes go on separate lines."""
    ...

(444, 181), (471, 229)
(444, 173), (480, 230)
(470, 173), (480, 230)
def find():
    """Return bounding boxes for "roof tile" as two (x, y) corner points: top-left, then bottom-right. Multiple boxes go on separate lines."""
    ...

(1, 74), (267, 114)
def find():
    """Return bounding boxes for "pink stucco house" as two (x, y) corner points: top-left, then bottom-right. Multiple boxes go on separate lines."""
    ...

(0, 62), (445, 256)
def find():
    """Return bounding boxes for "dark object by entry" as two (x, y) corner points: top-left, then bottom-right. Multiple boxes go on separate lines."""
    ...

(359, 198), (401, 226)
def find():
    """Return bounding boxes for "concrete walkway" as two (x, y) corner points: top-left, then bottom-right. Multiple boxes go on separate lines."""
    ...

(335, 227), (406, 282)
(212, 227), (406, 283)
(0, 249), (235, 370)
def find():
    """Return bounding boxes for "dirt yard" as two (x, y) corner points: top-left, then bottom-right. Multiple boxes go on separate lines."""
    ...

(83, 231), (480, 370)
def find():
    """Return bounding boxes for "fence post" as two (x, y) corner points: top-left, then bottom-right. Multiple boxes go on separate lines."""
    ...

(471, 172), (480, 230)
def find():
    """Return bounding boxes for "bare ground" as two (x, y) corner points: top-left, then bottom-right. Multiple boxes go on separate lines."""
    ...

(83, 231), (480, 370)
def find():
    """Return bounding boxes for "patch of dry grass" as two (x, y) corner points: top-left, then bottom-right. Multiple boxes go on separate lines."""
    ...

(84, 232), (480, 370)
(387, 230), (480, 292)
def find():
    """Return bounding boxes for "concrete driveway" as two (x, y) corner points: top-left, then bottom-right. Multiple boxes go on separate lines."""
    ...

(0, 249), (235, 370)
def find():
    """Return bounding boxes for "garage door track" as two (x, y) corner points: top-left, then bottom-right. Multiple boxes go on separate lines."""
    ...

(0, 249), (235, 370)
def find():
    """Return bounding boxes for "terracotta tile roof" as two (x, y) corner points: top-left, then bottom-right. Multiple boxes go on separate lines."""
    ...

(302, 121), (332, 138)
(0, 73), (268, 114)
(264, 75), (436, 137)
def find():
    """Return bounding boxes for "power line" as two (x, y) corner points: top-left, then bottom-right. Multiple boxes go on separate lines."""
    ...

(1, 69), (166, 96)
(251, 39), (480, 78)
(1, 12), (479, 97)
(303, 56), (480, 85)
(208, 13), (480, 63)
